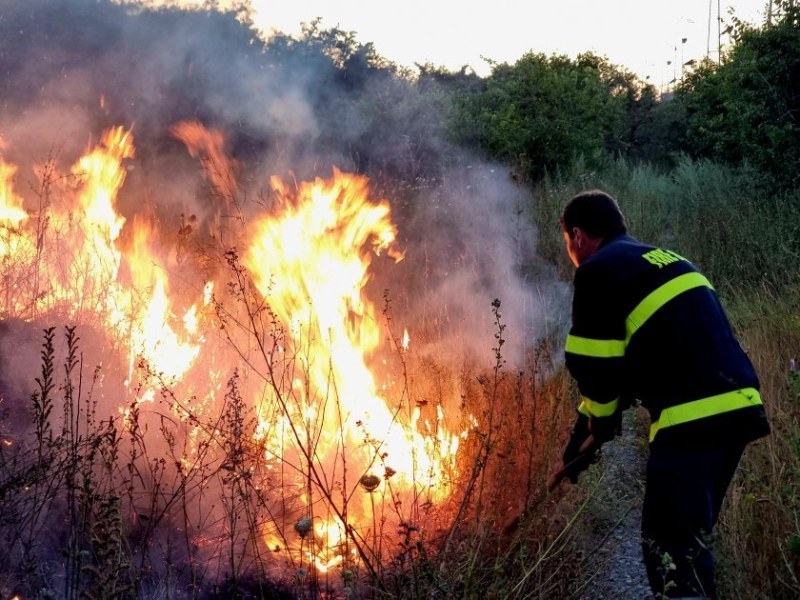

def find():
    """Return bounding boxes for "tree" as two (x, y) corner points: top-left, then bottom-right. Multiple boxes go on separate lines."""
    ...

(676, 2), (800, 187)
(447, 52), (654, 180)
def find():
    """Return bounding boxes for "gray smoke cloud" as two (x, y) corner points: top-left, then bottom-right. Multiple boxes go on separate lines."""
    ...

(387, 161), (570, 365)
(1, 0), (569, 364)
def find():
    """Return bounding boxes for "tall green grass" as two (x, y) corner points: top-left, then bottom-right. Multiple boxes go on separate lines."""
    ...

(533, 155), (800, 598)
(535, 155), (800, 295)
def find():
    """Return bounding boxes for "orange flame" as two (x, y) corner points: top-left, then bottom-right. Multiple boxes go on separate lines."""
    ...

(0, 160), (28, 227)
(0, 122), (467, 576)
(0, 126), (205, 384)
(243, 169), (462, 569)
(171, 120), (238, 202)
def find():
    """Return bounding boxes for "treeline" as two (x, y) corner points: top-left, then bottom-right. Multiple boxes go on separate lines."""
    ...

(445, 2), (800, 189)
(2, 0), (798, 192)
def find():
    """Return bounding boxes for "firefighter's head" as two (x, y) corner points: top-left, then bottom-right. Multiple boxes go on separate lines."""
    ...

(561, 190), (627, 267)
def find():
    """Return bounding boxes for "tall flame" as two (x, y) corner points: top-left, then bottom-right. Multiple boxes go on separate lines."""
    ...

(0, 126), (204, 384)
(243, 170), (462, 569)
(170, 120), (238, 203)
(0, 160), (28, 227)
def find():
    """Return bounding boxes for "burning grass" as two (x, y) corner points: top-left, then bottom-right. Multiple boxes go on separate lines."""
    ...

(0, 309), (580, 599)
(0, 124), (580, 598)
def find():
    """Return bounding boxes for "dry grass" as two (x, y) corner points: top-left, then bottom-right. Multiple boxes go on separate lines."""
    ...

(0, 297), (585, 599)
(715, 291), (800, 599)
(533, 158), (800, 599)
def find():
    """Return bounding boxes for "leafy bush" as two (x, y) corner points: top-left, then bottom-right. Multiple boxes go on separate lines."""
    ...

(676, 2), (800, 188)
(447, 53), (655, 180)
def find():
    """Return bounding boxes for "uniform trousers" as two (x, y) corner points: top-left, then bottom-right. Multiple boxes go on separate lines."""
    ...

(641, 442), (746, 599)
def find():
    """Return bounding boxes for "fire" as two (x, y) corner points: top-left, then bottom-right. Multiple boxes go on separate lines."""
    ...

(0, 126), (204, 384)
(0, 160), (28, 227)
(113, 214), (203, 382)
(243, 169), (462, 569)
(0, 159), (30, 285)
(0, 121), (467, 577)
(170, 120), (238, 204)
(73, 126), (131, 242)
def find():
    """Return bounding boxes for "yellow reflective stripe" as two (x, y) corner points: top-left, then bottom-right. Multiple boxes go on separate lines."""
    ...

(626, 272), (713, 341)
(566, 334), (626, 358)
(580, 395), (619, 418)
(649, 387), (762, 442)
(577, 400), (591, 417)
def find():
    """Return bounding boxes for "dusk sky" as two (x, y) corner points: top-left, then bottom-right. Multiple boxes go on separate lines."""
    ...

(248, 1), (768, 87)
(161, 1), (769, 88)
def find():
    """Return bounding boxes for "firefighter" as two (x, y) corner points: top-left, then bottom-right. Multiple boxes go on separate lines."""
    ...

(554, 189), (770, 599)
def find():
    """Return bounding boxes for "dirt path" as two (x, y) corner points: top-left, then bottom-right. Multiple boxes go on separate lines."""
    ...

(575, 409), (654, 600)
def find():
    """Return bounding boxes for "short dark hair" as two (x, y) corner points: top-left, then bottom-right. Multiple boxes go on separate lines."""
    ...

(561, 189), (627, 239)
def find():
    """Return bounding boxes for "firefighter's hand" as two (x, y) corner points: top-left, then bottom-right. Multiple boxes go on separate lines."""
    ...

(588, 410), (623, 444)
(560, 414), (598, 484)
(561, 443), (601, 483)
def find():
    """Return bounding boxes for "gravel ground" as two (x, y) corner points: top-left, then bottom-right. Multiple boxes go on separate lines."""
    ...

(575, 409), (655, 600)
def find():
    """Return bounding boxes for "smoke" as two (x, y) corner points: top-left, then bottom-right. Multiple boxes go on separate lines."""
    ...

(385, 161), (570, 365)
(0, 0), (569, 363)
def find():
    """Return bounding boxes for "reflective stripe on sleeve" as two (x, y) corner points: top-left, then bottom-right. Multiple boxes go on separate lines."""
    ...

(626, 272), (713, 341)
(579, 395), (619, 418)
(568, 272), (713, 358)
(566, 335), (626, 358)
(649, 387), (762, 442)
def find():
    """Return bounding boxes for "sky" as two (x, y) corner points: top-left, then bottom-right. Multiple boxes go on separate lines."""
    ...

(242, 0), (770, 89)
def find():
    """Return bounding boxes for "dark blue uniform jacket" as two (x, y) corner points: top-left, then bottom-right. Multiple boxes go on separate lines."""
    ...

(565, 233), (770, 448)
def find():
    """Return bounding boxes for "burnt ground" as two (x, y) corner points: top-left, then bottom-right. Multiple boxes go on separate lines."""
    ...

(573, 408), (654, 600)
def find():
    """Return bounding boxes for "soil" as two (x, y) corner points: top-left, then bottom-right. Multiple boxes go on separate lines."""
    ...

(575, 408), (655, 600)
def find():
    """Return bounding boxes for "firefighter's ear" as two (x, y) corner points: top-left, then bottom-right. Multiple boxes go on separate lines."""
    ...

(572, 227), (583, 248)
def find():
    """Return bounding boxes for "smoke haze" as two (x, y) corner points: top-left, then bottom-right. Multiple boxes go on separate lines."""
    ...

(0, 0), (568, 364)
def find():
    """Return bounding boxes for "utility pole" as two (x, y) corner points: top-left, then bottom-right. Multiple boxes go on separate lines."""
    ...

(681, 38), (687, 79)
(718, 0), (722, 65)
